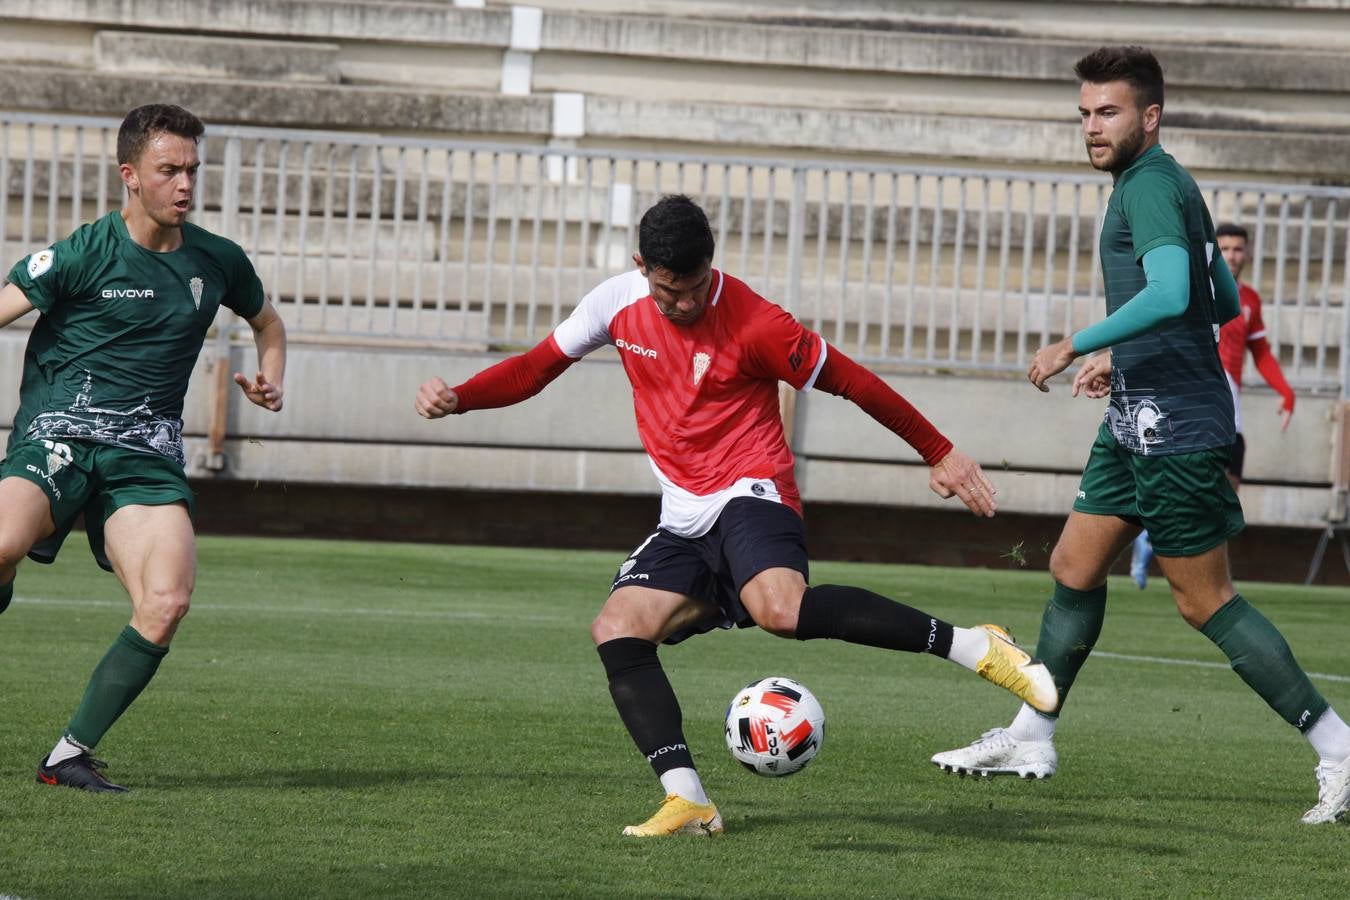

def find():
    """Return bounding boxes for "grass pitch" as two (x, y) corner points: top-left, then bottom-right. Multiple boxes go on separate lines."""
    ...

(0, 536), (1346, 898)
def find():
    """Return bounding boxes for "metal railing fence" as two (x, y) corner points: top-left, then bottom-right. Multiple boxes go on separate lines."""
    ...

(3, 111), (1348, 394)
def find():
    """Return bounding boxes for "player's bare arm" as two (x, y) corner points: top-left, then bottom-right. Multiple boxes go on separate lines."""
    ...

(928, 448), (998, 518)
(0, 282), (35, 328)
(1071, 351), (1112, 399)
(415, 376), (459, 418)
(1027, 337), (1078, 392)
(234, 299), (287, 412)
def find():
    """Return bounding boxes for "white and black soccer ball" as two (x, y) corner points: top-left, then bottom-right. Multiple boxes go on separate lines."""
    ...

(724, 676), (825, 777)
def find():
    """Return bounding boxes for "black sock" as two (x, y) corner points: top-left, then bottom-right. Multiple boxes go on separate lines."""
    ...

(597, 638), (695, 775)
(795, 583), (954, 656)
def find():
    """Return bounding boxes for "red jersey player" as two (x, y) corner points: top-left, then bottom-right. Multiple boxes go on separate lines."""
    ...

(416, 195), (1057, 837)
(1215, 221), (1295, 491)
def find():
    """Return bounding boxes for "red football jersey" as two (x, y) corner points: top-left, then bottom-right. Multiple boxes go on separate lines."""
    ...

(552, 269), (825, 537)
(1218, 282), (1266, 386)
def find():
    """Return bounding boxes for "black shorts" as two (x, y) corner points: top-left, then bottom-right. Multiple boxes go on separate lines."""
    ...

(610, 497), (809, 645)
(1228, 433), (1246, 480)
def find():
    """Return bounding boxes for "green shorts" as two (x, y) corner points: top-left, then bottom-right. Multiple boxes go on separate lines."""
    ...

(1073, 422), (1244, 557)
(0, 438), (195, 572)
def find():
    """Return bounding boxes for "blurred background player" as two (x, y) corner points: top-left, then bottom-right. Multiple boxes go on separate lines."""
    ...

(931, 46), (1350, 825)
(0, 104), (286, 792)
(417, 195), (1059, 837)
(1130, 221), (1296, 587)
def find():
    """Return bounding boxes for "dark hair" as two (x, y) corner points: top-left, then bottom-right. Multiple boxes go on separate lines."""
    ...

(1216, 222), (1249, 242)
(117, 104), (204, 165)
(1074, 46), (1165, 111)
(638, 195), (715, 276)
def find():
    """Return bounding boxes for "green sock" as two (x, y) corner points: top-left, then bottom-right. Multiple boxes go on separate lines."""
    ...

(0, 578), (12, 614)
(65, 625), (170, 749)
(1200, 594), (1328, 732)
(1033, 582), (1107, 715)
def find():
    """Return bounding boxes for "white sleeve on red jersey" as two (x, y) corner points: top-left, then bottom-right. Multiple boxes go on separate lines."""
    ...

(551, 269), (650, 359)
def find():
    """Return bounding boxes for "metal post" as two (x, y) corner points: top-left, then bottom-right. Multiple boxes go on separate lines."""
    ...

(204, 136), (243, 472)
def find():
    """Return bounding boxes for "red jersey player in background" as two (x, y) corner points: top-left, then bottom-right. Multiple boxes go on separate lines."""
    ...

(416, 195), (1058, 837)
(1215, 220), (1296, 482)
(1131, 221), (1295, 587)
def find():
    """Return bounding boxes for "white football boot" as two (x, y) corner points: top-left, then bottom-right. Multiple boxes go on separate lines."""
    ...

(1302, 753), (1350, 824)
(931, 727), (1058, 780)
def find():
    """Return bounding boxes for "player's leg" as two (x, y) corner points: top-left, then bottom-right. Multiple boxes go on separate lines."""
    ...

(1157, 543), (1350, 823)
(934, 425), (1138, 778)
(40, 455), (196, 794)
(593, 534), (724, 837)
(1150, 443), (1349, 821)
(0, 475), (58, 614)
(737, 565), (1056, 712)
(709, 496), (1051, 709)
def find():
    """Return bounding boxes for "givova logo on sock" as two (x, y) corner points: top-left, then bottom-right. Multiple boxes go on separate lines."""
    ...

(647, 743), (687, 762)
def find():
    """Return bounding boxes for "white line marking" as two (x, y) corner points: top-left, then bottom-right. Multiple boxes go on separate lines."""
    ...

(11, 596), (1349, 684)
(11, 595), (573, 624)
(1094, 650), (1350, 685)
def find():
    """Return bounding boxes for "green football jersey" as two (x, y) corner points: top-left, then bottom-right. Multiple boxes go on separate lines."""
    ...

(1098, 144), (1234, 456)
(6, 211), (264, 466)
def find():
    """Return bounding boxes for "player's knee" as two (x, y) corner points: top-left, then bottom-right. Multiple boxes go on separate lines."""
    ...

(591, 606), (641, 645)
(1173, 594), (1213, 630)
(1047, 543), (1075, 585)
(145, 585), (192, 626)
(0, 538), (26, 575)
(744, 593), (801, 638)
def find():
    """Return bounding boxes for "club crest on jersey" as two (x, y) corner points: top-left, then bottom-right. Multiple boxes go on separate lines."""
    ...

(27, 248), (55, 279)
(189, 276), (204, 310)
(692, 352), (711, 386)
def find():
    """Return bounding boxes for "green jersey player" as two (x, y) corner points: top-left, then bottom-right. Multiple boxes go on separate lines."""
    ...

(0, 104), (287, 792)
(931, 46), (1350, 824)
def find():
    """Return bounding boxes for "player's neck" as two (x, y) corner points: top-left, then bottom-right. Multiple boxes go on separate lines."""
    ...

(121, 206), (183, 253)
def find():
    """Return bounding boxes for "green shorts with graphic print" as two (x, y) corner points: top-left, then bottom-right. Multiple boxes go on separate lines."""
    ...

(1072, 422), (1244, 557)
(0, 437), (195, 572)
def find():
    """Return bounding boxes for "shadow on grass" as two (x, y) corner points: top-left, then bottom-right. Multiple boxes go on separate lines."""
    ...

(152, 765), (613, 792)
(733, 807), (1191, 857)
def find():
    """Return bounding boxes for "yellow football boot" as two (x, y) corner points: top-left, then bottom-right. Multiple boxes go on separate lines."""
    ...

(974, 624), (1059, 714)
(622, 794), (724, 837)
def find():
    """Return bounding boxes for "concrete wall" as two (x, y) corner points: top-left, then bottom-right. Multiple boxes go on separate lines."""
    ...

(1, 329), (1335, 529)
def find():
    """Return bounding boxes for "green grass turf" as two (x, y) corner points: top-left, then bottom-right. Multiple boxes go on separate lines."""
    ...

(0, 536), (1346, 898)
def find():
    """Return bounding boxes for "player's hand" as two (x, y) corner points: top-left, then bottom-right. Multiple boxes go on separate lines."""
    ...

(234, 371), (284, 411)
(1279, 405), (1293, 432)
(1071, 351), (1112, 399)
(1028, 337), (1077, 392)
(929, 448), (998, 518)
(415, 376), (459, 419)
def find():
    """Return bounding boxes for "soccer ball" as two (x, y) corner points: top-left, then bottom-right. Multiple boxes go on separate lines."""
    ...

(724, 676), (825, 777)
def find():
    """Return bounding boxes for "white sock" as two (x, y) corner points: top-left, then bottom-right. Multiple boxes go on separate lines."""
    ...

(1305, 708), (1350, 764)
(946, 626), (991, 671)
(659, 767), (709, 805)
(44, 736), (85, 768)
(1007, 703), (1057, 743)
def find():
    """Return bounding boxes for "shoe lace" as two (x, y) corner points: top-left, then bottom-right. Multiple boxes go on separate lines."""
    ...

(974, 728), (1013, 748)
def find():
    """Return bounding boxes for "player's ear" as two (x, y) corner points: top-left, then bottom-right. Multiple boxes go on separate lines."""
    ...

(119, 163), (138, 193)
(632, 253), (647, 276)
(1143, 103), (1162, 135)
